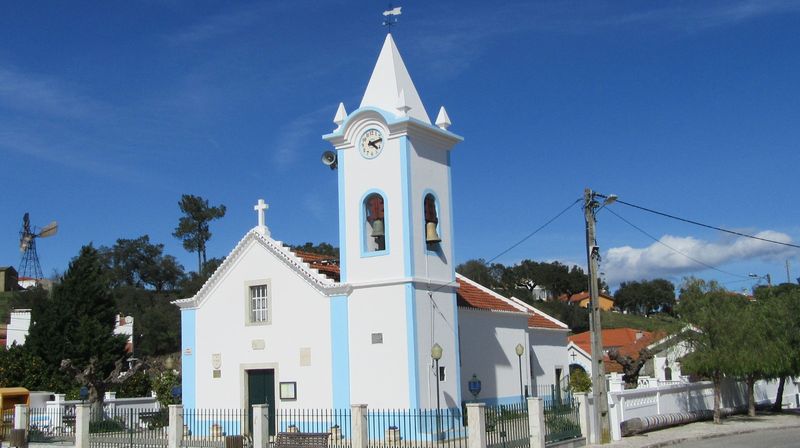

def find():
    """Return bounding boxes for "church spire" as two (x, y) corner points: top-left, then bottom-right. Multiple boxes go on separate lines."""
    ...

(360, 33), (431, 124)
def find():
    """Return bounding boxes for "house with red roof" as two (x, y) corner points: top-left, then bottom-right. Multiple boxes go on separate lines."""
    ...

(562, 291), (615, 311)
(567, 328), (690, 387)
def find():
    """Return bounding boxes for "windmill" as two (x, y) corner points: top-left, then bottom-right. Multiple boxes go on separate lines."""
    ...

(18, 213), (58, 281)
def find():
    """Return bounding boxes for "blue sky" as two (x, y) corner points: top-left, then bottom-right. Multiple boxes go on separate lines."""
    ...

(2, 1), (799, 292)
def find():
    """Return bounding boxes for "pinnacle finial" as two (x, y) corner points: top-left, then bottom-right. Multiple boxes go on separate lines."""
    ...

(435, 106), (451, 130)
(333, 102), (348, 129)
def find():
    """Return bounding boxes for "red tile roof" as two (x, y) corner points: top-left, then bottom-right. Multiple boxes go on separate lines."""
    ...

(564, 291), (615, 304)
(292, 251), (566, 331)
(293, 250), (341, 282)
(456, 275), (567, 330)
(568, 328), (665, 373)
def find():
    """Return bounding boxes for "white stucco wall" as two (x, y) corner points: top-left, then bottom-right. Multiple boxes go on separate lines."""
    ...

(647, 339), (691, 381)
(413, 287), (461, 410)
(528, 328), (570, 389)
(6, 309), (31, 347)
(338, 114), (407, 284)
(347, 284), (413, 408)
(191, 240), (334, 409)
(458, 308), (530, 404)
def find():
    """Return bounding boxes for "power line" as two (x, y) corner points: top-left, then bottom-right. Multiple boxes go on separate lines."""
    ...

(605, 207), (750, 279)
(615, 199), (800, 250)
(430, 197), (583, 294)
(486, 198), (582, 264)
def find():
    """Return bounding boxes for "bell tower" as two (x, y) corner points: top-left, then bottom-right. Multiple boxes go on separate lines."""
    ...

(323, 34), (464, 409)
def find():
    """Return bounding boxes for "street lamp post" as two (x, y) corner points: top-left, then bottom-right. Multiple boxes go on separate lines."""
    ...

(515, 343), (525, 402)
(431, 343), (443, 440)
(584, 188), (615, 444)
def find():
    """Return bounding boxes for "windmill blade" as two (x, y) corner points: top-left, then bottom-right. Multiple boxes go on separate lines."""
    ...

(38, 221), (58, 238)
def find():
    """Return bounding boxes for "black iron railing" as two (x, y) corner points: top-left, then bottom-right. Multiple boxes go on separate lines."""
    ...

(485, 401), (528, 448)
(275, 408), (351, 448)
(28, 406), (76, 443)
(367, 408), (466, 448)
(542, 398), (580, 444)
(88, 407), (169, 448)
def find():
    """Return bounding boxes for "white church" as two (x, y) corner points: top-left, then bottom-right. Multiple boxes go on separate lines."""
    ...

(175, 34), (569, 421)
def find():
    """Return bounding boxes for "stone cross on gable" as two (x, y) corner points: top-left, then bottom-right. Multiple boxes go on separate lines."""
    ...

(254, 199), (270, 236)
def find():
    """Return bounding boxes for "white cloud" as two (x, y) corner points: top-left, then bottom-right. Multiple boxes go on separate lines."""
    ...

(602, 230), (795, 285)
(0, 66), (103, 119)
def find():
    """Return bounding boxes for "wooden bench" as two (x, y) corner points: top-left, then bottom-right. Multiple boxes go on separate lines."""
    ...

(274, 432), (330, 448)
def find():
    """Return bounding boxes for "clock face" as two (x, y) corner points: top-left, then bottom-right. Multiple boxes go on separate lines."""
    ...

(359, 128), (384, 159)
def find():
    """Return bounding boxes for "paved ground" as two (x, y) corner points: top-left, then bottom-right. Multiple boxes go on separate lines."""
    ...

(670, 426), (800, 448)
(589, 410), (800, 448)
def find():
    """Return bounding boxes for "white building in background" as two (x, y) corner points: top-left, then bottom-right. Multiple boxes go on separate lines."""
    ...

(5, 308), (134, 352)
(175, 34), (570, 425)
(6, 309), (31, 347)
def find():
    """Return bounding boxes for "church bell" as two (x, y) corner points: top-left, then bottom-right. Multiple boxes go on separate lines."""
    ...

(371, 219), (385, 237)
(425, 222), (441, 244)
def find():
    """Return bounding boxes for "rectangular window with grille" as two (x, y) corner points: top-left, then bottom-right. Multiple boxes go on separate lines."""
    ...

(250, 284), (269, 323)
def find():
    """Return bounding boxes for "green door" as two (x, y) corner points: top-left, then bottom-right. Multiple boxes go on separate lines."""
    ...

(247, 369), (275, 436)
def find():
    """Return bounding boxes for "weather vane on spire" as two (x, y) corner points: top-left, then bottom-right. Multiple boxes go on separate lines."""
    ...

(382, 4), (402, 29)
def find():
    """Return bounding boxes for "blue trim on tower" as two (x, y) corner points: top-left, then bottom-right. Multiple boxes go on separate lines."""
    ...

(337, 150), (347, 282)
(359, 188), (390, 257)
(322, 107), (463, 142)
(181, 309), (197, 409)
(446, 151), (456, 282)
(330, 294), (351, 408)
(404, 283), (420, 408)
(451, 291), (463, 406)
(400, 136), (415, 277)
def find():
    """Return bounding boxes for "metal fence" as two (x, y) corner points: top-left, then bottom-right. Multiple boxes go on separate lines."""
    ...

(485, 401), (529, 448)
(367, 408), (466, 448)
(275, 408), (351, 448)
(28, 406), (76, 443)
(1, 409), (12, 441)
(181, 408), (249, 448)
(542, 398), (580, 444)
(88, 407), (169, 448)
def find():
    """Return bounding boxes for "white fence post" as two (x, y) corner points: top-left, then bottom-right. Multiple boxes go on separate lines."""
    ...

(168, 404), (183, 448)
(351, 404), (368, 448)
(466, 403), (486, 448)
(527, 397), (545, 448)
(574, 393), (591, 440)
(252, 404), (268, 448)
(75, 403), (91, 448)
(13, 404), (29, 431)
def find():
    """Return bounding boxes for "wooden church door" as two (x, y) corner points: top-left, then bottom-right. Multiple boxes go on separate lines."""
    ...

(247, 369), (275, 436)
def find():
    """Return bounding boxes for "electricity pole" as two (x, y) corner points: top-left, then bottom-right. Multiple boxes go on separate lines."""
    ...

(584, 188), (612, 444)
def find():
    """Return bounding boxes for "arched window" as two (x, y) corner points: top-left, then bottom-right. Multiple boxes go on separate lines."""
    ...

(363, 193), (386, 252)
(424, 193), (441, 245)
(664, 365), (673, 381)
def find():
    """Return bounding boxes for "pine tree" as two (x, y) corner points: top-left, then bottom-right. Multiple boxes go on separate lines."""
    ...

(27, 245), (129, 414)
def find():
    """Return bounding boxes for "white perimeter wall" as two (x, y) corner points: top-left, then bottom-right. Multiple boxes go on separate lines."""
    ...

(606, 378), (800, 440)
(193, 240), (334, 409)
(528, 328), (569, 389)
(458, 308), (530, 404)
